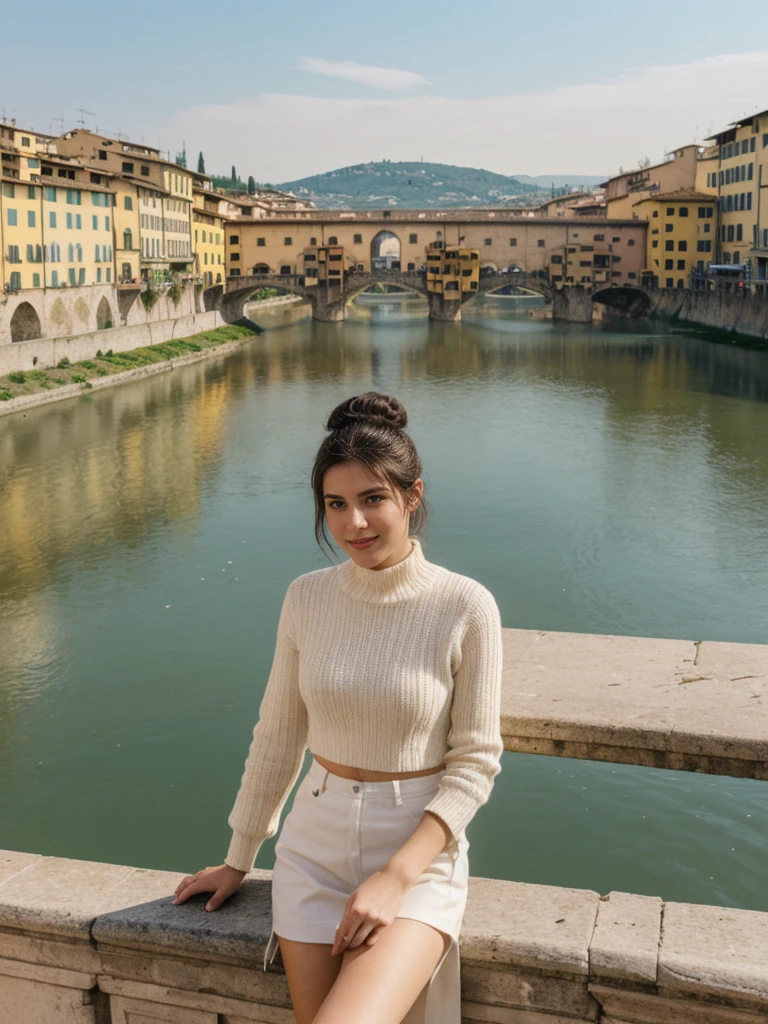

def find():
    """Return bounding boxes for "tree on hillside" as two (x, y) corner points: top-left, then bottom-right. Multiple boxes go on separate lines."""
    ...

(247, 175), (256, 195)
(231, 166), (237, 188)
(198, 152), (205, 174)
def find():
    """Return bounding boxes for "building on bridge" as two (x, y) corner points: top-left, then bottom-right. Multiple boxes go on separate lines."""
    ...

(425, 243), (480, 299)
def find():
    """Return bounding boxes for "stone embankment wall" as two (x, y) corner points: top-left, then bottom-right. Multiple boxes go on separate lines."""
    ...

(647, 287), (768, 341)
(0, 310), (225, 377)
(2, 628), (767, 1022)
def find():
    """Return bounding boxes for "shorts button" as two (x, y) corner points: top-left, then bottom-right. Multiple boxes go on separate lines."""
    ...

(352, 785), (360, 793)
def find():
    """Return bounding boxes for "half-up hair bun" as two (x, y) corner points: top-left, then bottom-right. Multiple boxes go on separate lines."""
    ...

(326, 392), (408, 432)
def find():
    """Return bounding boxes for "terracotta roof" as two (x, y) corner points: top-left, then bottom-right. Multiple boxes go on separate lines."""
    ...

(633, 189), (717, 205)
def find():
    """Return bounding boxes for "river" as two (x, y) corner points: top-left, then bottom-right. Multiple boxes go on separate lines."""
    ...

(1, 293), (767, 911)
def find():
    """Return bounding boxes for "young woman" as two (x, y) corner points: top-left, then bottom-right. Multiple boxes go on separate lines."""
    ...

(173, 391), (504, 1024)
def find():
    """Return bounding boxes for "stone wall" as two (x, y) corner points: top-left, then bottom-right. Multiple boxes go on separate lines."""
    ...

(646, 287), (768, 342)
(0, 310), (224, 376)
(0, 282), (203, 347)
(1, 848), (766, 1024)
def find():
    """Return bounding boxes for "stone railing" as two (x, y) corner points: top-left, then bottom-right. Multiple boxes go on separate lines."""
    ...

(2, 628), (766, 1023)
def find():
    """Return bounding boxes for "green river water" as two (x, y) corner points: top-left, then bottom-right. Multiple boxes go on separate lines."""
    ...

(1, 293), (767, 911)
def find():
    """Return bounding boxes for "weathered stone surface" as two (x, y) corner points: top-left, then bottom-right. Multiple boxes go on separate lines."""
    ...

(110, 994), (216, 1023)
(589, 891), (662, 984)
(92, 869), (273, 966)
(0, 854), (136, 939)
(659, 902), (768, 1005)
(461, 877), (600, 975)
(0, 974), (95, 1024)
(461, 1002), (591, 1023)
(101, 977), (291, 1020)
(592, 985), (768, 1024)
(0, 930), (101, 974)
(0, 849), (41, 885)
(500, 630), (768, 776)
(461, 964), (597, 1020)
(0, 956), (95, 990)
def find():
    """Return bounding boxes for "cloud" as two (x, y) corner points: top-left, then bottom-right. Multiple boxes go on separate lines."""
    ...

(155, 51), (768, 182)
(296, 58), (430, 91)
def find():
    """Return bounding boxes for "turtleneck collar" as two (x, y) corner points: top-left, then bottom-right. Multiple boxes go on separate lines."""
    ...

(336, 536), (442, 604)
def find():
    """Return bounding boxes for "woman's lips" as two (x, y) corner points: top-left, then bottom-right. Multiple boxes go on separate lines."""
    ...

(349, 537), (378, 548)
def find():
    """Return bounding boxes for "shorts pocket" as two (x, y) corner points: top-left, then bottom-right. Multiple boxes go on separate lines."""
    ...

(400, 785), (442, 823)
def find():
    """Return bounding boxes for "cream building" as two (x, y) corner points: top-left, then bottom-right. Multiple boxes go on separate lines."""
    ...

(603, 145), (717, 220)
(633, 190), (718, 289)
(191, 173), (225, 287)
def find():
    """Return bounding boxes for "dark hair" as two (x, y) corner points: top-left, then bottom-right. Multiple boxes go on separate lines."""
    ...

(311, 392), (428, 557)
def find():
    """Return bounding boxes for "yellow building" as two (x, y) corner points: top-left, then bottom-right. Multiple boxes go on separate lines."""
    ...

(191, 173), (226, 287)
(633, 190), (718, 289)
(603, 145), (717, 220)
(425, 243), (480, 297)
(706, 108), (768, 279)
(302, 245), (345, 293)
(1, 176), (116, 292)
(112, 177), (141, 284)
(0, 119), (55, 183)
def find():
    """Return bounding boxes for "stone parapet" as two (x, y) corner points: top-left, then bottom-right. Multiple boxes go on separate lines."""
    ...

(1, 848), (766, 1023)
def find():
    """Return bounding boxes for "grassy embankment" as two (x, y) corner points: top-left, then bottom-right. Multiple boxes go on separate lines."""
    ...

(0, 324), (258, 402)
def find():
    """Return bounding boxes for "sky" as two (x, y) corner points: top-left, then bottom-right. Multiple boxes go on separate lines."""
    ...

(3, 0), (768, 184)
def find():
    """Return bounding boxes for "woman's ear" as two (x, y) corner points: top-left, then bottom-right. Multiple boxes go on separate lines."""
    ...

(407, 478), (424, 512)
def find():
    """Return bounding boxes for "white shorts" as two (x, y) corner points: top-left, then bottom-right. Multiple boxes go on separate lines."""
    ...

(264, 756), (470, 1024)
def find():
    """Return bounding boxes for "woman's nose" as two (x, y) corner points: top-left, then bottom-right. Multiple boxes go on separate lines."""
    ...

(349, 505), (368, 527)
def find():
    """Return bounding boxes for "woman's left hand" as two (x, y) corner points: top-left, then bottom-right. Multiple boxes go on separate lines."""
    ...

(332, 867), (410, 955)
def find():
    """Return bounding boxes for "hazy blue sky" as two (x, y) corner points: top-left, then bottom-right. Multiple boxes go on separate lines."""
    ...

(3, 0), (768, 182)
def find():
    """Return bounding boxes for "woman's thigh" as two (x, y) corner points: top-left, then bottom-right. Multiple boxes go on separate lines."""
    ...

(278, 937), (343, 1024)
(312, 918), (448, 1024)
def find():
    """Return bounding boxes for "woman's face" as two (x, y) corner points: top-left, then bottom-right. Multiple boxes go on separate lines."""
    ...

(322, 460), (422, 569)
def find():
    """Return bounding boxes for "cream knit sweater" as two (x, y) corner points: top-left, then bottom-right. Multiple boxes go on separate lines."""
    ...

(225, 536), (504, 873)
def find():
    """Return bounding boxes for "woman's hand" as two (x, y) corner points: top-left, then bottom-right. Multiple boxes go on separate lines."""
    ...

(331, 867), (410, 955)
(171, 864), (246, 912)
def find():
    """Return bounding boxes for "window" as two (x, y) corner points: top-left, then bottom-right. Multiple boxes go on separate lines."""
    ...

(697, 240), (712, 252)
(33, 272), (40, 287)
(579, 260), (592, 267)
(27, 210), (36, 228)
(9, 271), (21, 290)
(328, 236), (338, 245)
(66, 189), (81, 205)
(652, 240), (658, 248)
(93, 215), (99, 230)
(665, 223), (673, 232)
(678, 240), (687, 251)
(354, 233), (362, 244)
(49, 212), (56, 228)
(409, 234), (418, 244)
(748, 164), (754, 180)
(677, 260), (686, 270)
(230, 253), (240, 261)
(90, 173), (101, 185)
(27, 185), (36, 199)
(747, 193), (753, 210)
(666, 278), (674, 288)
(68, 268), (76, 285)
(122, 161), (134, 174)
(21, 136), (30, 147)
(537, 239), (545, 247)
(284, 237), (292, 246)
(257, 237), (265, 246)
(666, 207), (675, 216)
(7, 208), (17, 226)
(704, 223), (711, 233)
(628, 272), (637, 280)
(742, 139), (749, 154)
(665, 259), (674, 270)
(310, 236), (317, 245)
(665, 240), (674, 251)
(123, 229), (132, 249)
(727, 225), (734, 242)
(484, 237), (492, 246)
(612, 236), (620, 242)
(76, 214), (81, 230)
(78, 267), (85, 285)
(44, 186), (56, 202)
(679, 207), (688, 217)
(593, 234), (604, 241)
(628, 239), (635, 246)
(280, 265), (291, 275)
(7, 245), (20, 263)
(229, 235), (239, 244)
(737, 224), (743, 242)
(124, 195), (133, 211)
(99, 150), (107, 161)
(652, 210), (659, 218)
(105, 216), (109, 231)
(509, 238), (517, 246)
(551, 255), (563, 264)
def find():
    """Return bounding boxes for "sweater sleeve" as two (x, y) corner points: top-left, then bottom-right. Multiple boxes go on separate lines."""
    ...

(422, 585), (503, 855)
(225, 581), (308, 873)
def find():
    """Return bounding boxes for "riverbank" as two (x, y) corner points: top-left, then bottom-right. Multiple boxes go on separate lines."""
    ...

(0, 324), (260, 418)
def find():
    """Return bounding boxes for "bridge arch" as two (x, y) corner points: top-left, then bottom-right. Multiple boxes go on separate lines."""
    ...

(370, 230), (401, 271)
(592, 286), (652, 316)
(10, 301), (42, 342)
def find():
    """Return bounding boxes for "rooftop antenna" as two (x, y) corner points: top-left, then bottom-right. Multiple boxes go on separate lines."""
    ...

(77, 108), (96, 129)
(50, 112), (65, 135)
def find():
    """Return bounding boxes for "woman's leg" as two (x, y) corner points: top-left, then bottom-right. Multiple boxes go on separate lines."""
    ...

(312, 918), (448, 1024)
(277, 937), (343, 1024)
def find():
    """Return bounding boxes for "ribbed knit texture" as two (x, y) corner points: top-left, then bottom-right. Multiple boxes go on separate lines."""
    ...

(225, 536), (504, 873)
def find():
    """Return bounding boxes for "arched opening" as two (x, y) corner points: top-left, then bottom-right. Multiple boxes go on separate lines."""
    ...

(50, 297), (71, 334)
(592, 286), (652, 317)
(123, 228), (133, 250)
(370, 231), (400, 271)
(75, 297), (90, 325)
(10, 301), (42, 342)
(96, 296), (113, 330)
(252, 263), (271, 275)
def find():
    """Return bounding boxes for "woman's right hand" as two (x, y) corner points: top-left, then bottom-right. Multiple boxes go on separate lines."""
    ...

(172, 864), (247, 912)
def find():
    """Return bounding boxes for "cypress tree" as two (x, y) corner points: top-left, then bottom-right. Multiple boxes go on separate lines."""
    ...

(197, 152), (205, 174)
(231, 166), (237, 188)
(247, 175), (256, 195)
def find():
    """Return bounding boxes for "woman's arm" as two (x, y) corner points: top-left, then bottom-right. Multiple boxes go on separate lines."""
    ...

(225, 580), (308, 873)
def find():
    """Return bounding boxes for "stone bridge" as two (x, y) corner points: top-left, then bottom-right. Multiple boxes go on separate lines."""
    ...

(204, 270), (554, 323)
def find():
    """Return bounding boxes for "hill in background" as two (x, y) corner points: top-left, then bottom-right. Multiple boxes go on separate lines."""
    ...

(277, 161), (552, 209)
(513, 173), (607, 188)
